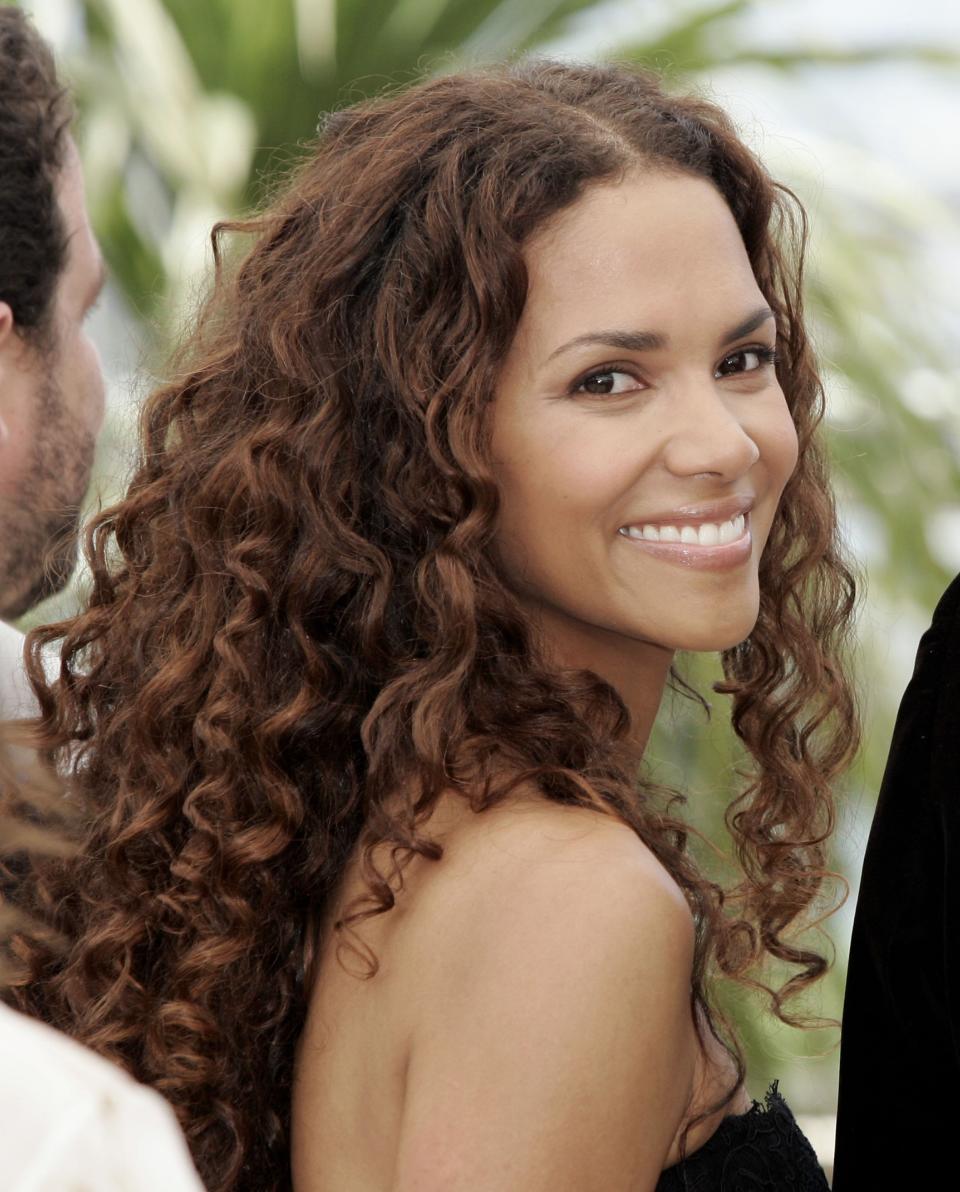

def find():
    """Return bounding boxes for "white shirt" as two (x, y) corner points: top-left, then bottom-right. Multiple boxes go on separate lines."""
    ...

(0, 621), (34, 722)
(0, 627), (203, 1189)
(0, 1003), (204, 1191)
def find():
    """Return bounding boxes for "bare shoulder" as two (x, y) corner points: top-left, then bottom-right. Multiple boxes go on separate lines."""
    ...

(408, 795), (695, 973)
(391, 796), (698, 1191)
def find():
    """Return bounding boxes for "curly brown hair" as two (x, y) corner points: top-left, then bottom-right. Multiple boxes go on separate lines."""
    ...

(5, 59), (858, 1190)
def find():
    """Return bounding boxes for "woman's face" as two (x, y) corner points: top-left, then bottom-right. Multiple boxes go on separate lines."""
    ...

(490, 170), (798, 667)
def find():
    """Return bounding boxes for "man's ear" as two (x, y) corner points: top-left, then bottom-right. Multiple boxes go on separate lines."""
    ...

(0, 301), (14, 343)
(0, 303), (14, 446)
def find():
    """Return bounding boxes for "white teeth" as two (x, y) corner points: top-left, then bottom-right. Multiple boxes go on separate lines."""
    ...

(720, 514), (746, 544)
(620, 513), (747, 546)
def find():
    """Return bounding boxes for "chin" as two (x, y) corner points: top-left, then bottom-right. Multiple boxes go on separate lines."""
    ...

(668, 615), (759, 654)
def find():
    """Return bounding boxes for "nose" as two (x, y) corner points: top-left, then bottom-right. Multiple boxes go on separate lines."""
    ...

(88, 340), (107, 436)
(660, 376), (760, 481)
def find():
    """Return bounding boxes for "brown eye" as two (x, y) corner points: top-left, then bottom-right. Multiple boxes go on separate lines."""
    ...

(715, 347), (777, 378)
(577, 369), (642, 396)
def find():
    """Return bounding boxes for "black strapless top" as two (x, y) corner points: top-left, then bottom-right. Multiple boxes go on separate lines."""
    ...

(656, 1083), (828, 1192)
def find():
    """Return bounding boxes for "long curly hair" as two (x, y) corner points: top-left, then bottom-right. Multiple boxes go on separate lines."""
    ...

(5, 60), (858, 1190)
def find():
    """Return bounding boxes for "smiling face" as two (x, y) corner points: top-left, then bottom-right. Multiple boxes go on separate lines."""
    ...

(490, 170), (799, 685)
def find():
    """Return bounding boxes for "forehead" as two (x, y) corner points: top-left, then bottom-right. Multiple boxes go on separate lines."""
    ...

(519, 171), (762, 348)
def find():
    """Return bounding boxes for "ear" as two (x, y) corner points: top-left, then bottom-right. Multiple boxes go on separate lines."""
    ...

(0, 301), (13, 343)
(0, 303), (14, 446)
(0, 301), (15, 365)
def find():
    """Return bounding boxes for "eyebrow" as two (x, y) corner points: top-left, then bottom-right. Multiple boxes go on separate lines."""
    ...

(544, 304), (777, 363)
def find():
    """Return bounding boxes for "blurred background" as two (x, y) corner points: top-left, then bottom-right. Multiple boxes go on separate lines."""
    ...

(16, 0), (960, 1166)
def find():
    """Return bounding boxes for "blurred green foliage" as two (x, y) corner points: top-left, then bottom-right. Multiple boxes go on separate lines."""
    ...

(19, 0), (960, 1118)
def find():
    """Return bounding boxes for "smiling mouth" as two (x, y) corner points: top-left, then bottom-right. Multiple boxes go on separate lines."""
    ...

(616, 511), (753, 571)
(618, 512), (746, 547)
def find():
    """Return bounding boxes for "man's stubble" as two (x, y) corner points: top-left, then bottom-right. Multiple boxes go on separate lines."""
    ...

(0, 370), (95, 620)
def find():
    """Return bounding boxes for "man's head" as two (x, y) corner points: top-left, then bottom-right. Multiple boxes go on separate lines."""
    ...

(0, 7), (105, 620)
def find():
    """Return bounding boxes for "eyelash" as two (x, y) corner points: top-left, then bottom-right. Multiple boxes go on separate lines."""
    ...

(571, 345), (780, 396)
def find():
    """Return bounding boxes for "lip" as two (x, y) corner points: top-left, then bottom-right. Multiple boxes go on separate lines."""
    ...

(619, 493), (755, 530)
(617, 517), (753, 570)
(616, 496), (756, 572)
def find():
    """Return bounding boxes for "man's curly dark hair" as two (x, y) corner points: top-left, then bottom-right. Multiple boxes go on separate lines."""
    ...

(0, 5), (74, 344)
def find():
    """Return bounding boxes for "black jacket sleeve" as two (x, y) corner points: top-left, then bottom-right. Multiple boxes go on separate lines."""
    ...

(834, 571), (960, 1189)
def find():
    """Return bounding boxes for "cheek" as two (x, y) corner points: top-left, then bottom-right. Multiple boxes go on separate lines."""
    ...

(491, 415), (583, 579)
(757, 395), (800, 494)
(85, 339), (106, 431)
(61, 333), (106, 433)
(494, 420), (626, 540)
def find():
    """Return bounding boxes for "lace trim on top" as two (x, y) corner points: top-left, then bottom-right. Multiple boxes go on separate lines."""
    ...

(655, 1081), (829, 1192)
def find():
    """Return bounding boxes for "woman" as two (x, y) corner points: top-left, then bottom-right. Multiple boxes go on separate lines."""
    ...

(6, 60), (858, 1190)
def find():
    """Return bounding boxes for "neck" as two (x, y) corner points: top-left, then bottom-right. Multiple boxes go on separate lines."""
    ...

(531, 605), (674, 761)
